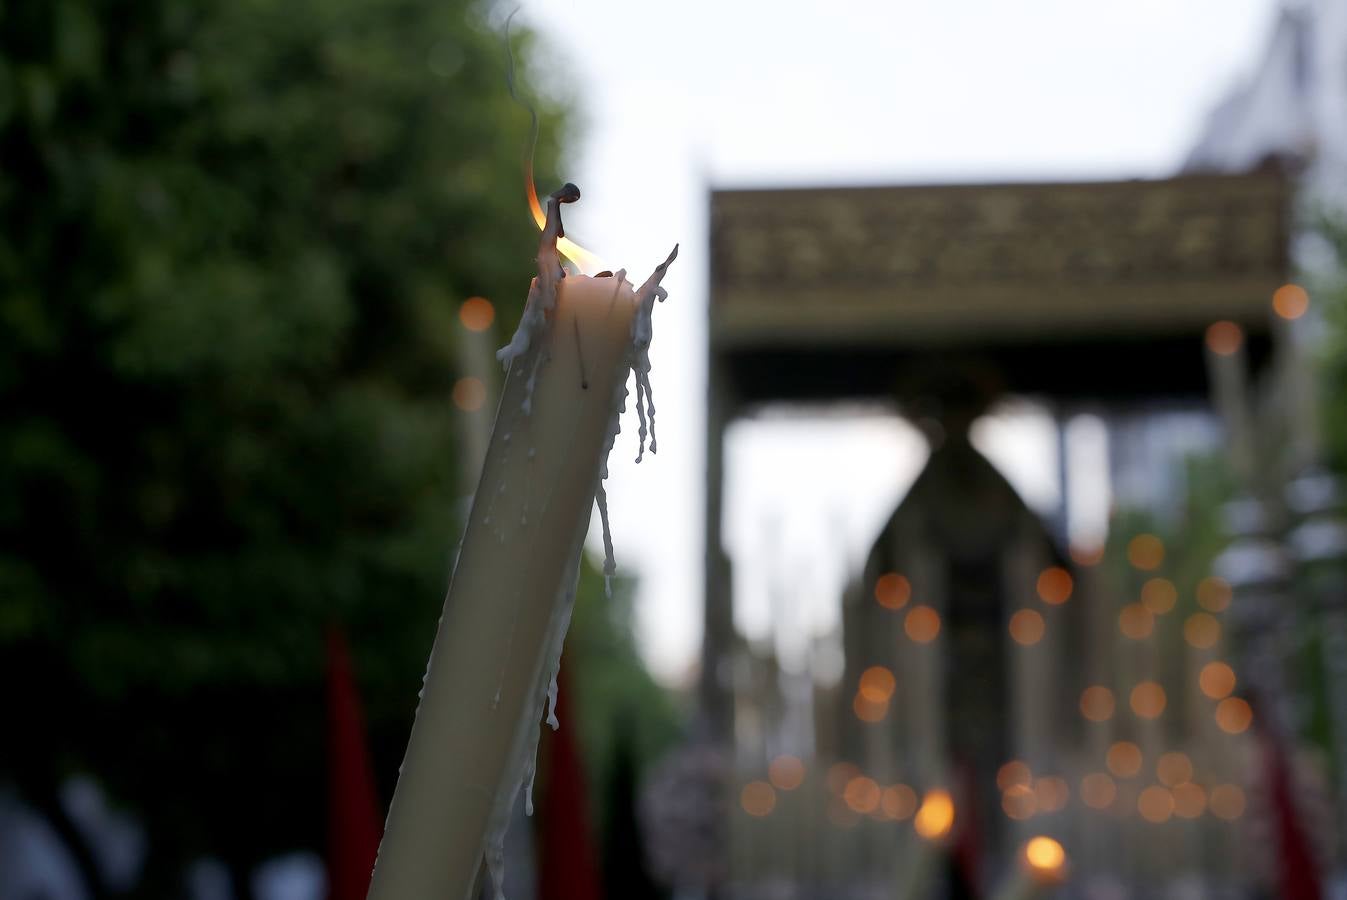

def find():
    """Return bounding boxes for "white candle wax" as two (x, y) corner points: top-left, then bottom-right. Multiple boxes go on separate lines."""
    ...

(367, 186), (676, 900)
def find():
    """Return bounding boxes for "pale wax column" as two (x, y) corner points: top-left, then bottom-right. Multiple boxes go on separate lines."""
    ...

(367, 185), (676, 900)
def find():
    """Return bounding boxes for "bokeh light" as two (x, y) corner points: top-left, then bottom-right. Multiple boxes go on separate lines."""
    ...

(1127, 534), (1165, 570)
(905, 605), (941, 643)
(1002, 783), (1037, 820)
(1035, 777), (1069, 812)
(459, 296), (496, 332)
(1119, 603), (1155, 639)
(1107, 742), (1143, 778)
(853, 692), (888, 723)
(997, 760), (1032, 791)
(1140, 578), (1177, 614)
(859, 665), (897, 702)
(914, 789), (955, 840)
(1036, 567), (1073, 605)
(1273, 283), (1310, 320)
(452, 376), (487, 412)
(882, 784), (918, 820)
(826, 762), (860, 795)
(1156, 752), (1193, 787)
(843, 776), (881, 814)
(1216, 697), (1253, 734)
(1130, 682), (1167, 719)
(741, 781), (776, 817)
(1184, 612), (1222, 649)
(1023, 836), (1067, 882)
(1081, 773), (1117, 809)
(769, 755), (806, 791)
(1080, 685), (1116, 722)
(1009, 608), (1046, 646)
(1138, 785), (1175, 823)
(1205, 320), (1244, 356)
(1173, 782), (1207, 818)
(1199, 661), (1237, 699)
(875, 572), (912, 610)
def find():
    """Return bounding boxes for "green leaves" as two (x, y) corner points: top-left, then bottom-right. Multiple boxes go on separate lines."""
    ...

(0, 0), (570, 883)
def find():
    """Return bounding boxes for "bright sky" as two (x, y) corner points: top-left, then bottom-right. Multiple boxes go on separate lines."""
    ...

(513, 0), (1278, 684)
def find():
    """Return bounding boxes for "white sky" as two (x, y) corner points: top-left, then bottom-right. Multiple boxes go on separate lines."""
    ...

(512, 0), (1278, 684)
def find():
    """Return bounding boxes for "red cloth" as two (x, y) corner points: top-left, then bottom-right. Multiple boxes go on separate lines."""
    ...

(537, 669), (602, 900)
(325, 627), (383, 900)
(1261, 726), (1323, 900)
(951, 758), (982, 899)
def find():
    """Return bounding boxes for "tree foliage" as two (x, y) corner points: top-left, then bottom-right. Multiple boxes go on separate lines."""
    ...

(0, 0), (575, 891)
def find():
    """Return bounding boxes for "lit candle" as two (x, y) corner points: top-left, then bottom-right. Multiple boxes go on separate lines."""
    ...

(990, 836), (1068, 900)
(895, 788), (955, 900)
(367, 184), (677, 900)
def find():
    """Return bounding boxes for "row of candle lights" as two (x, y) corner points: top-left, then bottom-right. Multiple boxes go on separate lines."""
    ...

(739, 756), (1246, 826)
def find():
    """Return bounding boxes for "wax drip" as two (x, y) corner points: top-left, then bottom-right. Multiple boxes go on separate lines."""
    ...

(477, 182), (677, 900)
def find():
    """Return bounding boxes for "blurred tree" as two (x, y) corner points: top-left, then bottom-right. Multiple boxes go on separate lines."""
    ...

(1317, 217), (1347, 471)
(0, 0), (576, 895)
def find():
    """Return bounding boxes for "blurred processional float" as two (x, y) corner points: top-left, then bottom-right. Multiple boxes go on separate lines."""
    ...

(677, 162), (1347, 900)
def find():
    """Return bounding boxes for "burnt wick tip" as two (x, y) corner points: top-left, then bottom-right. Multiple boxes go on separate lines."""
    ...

(551, 183), (581, 204)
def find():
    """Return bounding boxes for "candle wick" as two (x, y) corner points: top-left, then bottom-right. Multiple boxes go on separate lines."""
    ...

(547, 182), (580, 239)
(572, 317), (589, 390)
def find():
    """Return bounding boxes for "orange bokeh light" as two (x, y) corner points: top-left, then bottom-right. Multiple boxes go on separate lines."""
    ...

(1036, 567), (1073, 604)
(1173, 782), (1207, 818)
(1206, 320), (1244, 356)
(1127, 534), (1165, 570)
(882, 784), (918, 820)
(844, 776), (881, 814)
(1138, 785), (1175, 823)
(1216, 697), (1253, 734)
(741, 781), (776, 817)
(1023, 836), (1067, 882)
(1119, 603), (1155, 639)
(875, 572), (912, 609)
(769, 755), (806, 791)
(1035, 777), (1069, 812)
(859, 666), (897, 703)
(1184, 612), (1222, 649)
(1002, 783), (1037, 820)
(459, 296), (495, 332)
(1009, 608), (1046, 645)
(826, 762), (860, 795)
(914, 789), (955, 840)
(1080, 685), (1115, 723)
(853, 692), (888, 723)
(1140, 578), (1177, 614)
(1130, 682), (1167, 719)
(452, 376), (487, 412)
(1156, 752), (1193, 787)
(1107, 741), (1143, 778)
(1273, 283), (1310, 320)
(998, 760), (1032, 791)
(1199, 661), (1237, 699)
(905, 605), (941, 643)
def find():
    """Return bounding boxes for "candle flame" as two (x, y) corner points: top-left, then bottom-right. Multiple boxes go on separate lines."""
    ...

(527, 178), (604, 274)
(913, 788), (954, 841)
(1023, 836), (1067, 883)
